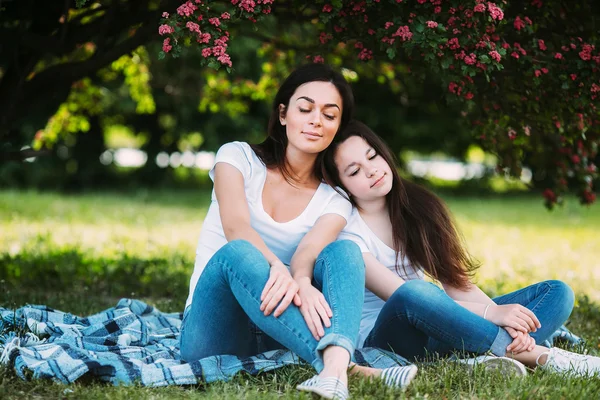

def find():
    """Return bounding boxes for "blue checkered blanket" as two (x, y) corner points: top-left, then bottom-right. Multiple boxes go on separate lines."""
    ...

(0, 299), (583, 386)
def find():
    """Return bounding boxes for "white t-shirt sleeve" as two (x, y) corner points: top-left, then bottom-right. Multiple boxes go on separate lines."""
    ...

(208, 141), (252, 182)
(336, 209), (370, 252)
(337, 229), (370, 253)
(320, 187), (352, 222)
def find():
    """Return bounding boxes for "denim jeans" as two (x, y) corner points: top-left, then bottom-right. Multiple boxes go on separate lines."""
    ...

(363, 279), (574, 361)
(180, 239), (365, 372)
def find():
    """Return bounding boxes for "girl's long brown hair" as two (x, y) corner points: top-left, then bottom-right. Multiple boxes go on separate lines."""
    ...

(322, 120), (479, 289)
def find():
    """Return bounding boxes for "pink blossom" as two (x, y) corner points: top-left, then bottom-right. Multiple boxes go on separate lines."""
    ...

(218, 54), (232, 67)
(322, 4), (333, 12)
(201, 47), (212, 57)
(162, 12), (170, 18)
(524, 16), (532, 24)
(434, 6), (441, 13)
(538, 39), (547, 51)
(417, 0), (426, 3)
(489, 50), (501, 62)
(447, 37), (460, 50)
(385, 21), (394, 29)
(554, 52), (563, 59)
(368, 29), (375, 35)
(177, 1), (198, 17)
(511, 52), (520, 59)
(209, 17), (221, 27)
(502, 43), (510, 49)
(221, 12), (231, 20)
(592, 83), (600, 93)
(212, 45), (226, 56)
(448, 81), (459, 93)
(534, 69), (542, 77)
(513, 16), (525, 30)
(231, 0), (239, 4)
(313, 55), (325, 63)
(186, 21), (201, 33)
(239, 0), (256, 12)
(531, 0), (543, 8)
(426, 21), (438, 29)
(465, 92), (474, 100)
(162, 38), (172, 53)
(391, 26), (413, 41)
(570, 74), (577, 81)
(358, 48), (373, 60)
(474, 4), (485, 12)
(541, 67), (548, 74)
(487, 2), (504, 20)
(464, 53), (476, 65)
(579, 44), (593, 61)
(508, 128), (517, 140)
(319, 32), (332, 44)
(159, 24), (175, 35)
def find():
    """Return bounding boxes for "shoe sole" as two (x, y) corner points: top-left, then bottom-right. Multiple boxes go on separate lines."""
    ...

(477, 356), (528, 376)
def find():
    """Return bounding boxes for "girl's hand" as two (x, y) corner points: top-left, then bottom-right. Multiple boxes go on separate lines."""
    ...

(296, 278), (333, 341)
(505, 327), (536, 354)
(486, 304), (541, 333)
(260, 261), (302, 317)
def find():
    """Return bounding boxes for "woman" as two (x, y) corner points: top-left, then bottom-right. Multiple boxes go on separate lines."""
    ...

(322, 120), (600, 377)
(180, 66), (416, 400)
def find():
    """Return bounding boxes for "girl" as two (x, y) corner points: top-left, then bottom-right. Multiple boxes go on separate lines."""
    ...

(322, 120), (600, 377)
(180, 66), (416, 400)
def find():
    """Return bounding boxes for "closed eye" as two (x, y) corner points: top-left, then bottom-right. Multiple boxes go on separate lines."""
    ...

(324, 114), (335, 120)
(349, 168), (359, 177)
(368, 152), (377, 160)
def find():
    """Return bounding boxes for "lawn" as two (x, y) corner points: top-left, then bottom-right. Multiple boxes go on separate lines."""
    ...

(1, 189), (599, 399)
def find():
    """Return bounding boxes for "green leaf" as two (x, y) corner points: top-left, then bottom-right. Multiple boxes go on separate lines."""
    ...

(386, 47), (396, 60)
(415, 23), (425, 33)
(479, 54), (491, 64)
(441, 58), (451, 69)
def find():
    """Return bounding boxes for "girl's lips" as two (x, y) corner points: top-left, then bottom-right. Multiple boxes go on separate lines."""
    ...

(371, 174), (386, 188)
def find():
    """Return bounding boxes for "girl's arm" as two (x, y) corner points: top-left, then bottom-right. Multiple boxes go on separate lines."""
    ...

(214, 163), (300, 315)
(442, 282), (540, 333)
(363, 252), (406, 301)
(290, 213), (347, 340)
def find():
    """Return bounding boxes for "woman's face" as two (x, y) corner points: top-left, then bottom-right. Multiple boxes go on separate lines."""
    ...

(280, 81), (342, 155)
(334, 136), (393, 203)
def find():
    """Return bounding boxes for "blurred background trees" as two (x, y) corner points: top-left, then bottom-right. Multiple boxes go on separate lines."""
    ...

(1, 0), (598, 207)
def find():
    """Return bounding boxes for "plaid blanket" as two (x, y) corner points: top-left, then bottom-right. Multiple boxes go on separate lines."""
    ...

(0, 299), (582, 387)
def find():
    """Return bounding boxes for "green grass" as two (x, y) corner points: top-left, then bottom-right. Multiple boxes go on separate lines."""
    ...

(1, 189), (600, 399)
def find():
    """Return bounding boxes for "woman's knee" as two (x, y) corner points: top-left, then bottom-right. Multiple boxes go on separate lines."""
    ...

(318, 240), (364, 272)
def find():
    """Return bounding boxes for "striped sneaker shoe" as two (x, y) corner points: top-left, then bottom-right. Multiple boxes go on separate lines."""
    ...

(296, 375), (349, 400)
(380, 365), (419, 389)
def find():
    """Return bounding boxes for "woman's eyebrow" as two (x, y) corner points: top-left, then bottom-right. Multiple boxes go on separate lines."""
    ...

(296, 96), (340, 110)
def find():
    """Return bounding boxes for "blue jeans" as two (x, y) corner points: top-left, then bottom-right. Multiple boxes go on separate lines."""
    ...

(363, 279), (574, 360)
(180, 239), (365, 372)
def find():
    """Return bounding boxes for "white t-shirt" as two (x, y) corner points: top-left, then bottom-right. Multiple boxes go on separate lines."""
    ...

(337, 208), (424, 347)
(186, 141), (353, 308)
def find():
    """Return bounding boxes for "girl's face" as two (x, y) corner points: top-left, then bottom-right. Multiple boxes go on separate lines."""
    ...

(334, 136), (393, 204)
(280, 81), (342, 156)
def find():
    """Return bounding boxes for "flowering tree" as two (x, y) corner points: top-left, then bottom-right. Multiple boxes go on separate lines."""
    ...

(159, 0), (599, 208)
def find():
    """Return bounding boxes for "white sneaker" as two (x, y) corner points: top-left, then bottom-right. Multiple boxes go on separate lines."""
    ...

(458, 355), (528, 376)
(538, 347), (600, 377)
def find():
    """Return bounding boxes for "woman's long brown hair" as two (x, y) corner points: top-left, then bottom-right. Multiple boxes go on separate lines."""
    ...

(322, 120), (479, 289)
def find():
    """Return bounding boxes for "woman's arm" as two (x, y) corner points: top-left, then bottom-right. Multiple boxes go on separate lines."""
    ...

(214, 162), (279, 263)
(363, 252), (406, 301)
(214, 162), (300, 316)
(289, 213), (346, 339)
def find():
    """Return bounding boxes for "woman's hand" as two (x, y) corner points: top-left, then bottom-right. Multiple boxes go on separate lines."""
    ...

(260, 261), (302, 317)
(296, 278), (333, 341)
(505, 327), (536, 354)
(486, 304), (541, 333)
